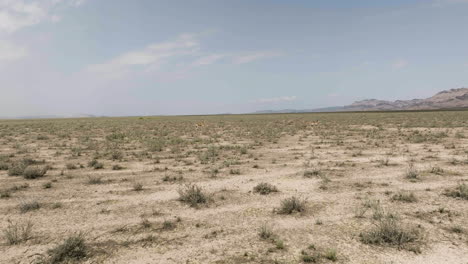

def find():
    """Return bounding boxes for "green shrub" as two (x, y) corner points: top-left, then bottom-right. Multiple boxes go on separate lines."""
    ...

(445, 184), (468, 200)
(133, 182), (143, 191)
(3, 220), (33, 245)
(323, 248), (337, 261)
(229, 168), (241, 175)
(178, 184), (208, 208)
(304, 169), (320, 178)
(405, 163), (419, 179)
(8, 162), (27, 176)
(278, 196), (306, 214)
(258, 224), (274, 240)
(23, 166), (48, 179)
(88, 159), (104, 169)
(253, 183), (278, 195)
(360, 217), (422, 251)
(0, 161), (9, 170)
(0, 190), (11, 198)
(19, 200), (41, 213)
(392, 191), (417, 203)
(112, 164), (124, 170)
(162, 220), (176, 230)
(47, 234), (88, 263)
(65, 163), (77, 170)
(87, 176), (103, 185)
(9, 158), (45, 176)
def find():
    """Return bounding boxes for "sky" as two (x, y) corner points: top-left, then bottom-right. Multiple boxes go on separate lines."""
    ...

(1, 0), (468, 117)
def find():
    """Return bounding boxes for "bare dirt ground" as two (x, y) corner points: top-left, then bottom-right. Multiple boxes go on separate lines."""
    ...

(1, 111), (467, 264)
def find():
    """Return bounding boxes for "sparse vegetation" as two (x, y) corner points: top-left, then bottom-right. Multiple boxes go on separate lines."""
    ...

(258, 224), (274, 240)
(0, 110), (467, 263)
(253, 182), (278, 195)
(278, 196), (306, 214)
(87, 176), (103, 184)
(178, 184), (208, 207)
(445, 183), (468, 200)
(3, 220), (33, 245)
(360, 215), (423, 252)
(133, 182), (143, 191)
(47, 234), (88, 263)
(88, 159), (104, 169)
(392, 191), (417, 203)
(405, 163), (419, 180)
(23, 166), (48, 179)
(19, 200), (41, 213)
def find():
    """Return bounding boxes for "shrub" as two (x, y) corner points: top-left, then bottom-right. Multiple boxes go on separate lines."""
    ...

(278, 196), (306, 214)
(253, 183), (278, 195)
(445, 184), (468, 200)
(140, 219), (151, 228)
(23, 166), (48, 179)
(430, 166), (444, 175)
(110, 151), (123, 160)
(9, 158), (45, 176)
(258, 224), (274, 240)
(43, 182), (53, 189)
(3, 220), (33, 245)
(87, 176), (103, 185)
(275, 239), (285, 250)
(163, 175), (183, 182)
(300, 245), (337, 263)
(65, 163), (77, 170)
(19, 200), (41, 213)
(300, 250), (321, 263)
(112, 164), (124, 170)
(147, 139), (165, 152)
(392, 191), (417, 203)
(323, 248), (338, 261)
(360, 216), (422, 251)
(0, 190), (11, 198)
(162, 220), (176, 230)
(449, 225), (465, 234)
(0, 161), (9, 170)
(405, 163), (419, 180)
(229, 168), (241, 175)
(133, 182), (143, 191)
(88, 159), (103, 169)
(178, 184), (208, 208)
(8, 162), (27, 176)
(304, 169), (320, 178)
(47, 234), (88, 263)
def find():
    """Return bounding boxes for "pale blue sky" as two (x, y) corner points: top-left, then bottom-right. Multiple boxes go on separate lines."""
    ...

(1, 0), (468, 116)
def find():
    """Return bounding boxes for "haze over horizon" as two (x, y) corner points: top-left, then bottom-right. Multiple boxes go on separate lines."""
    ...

(1, 0), (468, 117)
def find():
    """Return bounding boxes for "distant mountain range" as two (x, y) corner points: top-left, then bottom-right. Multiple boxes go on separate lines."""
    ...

(2, 88), (467, 119)
(253, 88), (468, 114)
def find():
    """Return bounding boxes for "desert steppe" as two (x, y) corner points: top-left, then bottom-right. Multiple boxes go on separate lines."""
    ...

(1, 111), (467, 264)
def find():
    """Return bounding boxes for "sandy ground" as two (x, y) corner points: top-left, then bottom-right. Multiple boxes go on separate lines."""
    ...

(0, 112), (467, 263)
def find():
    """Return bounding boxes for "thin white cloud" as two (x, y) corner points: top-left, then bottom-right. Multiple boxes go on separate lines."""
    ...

(391, 59), (408, 69)
(192, 54), (226, 66)
(254, 96), (297, 103)
(87, 33), (200, 77)
(193, 50), (283, 67)
(0, 40), (26, 62)
(232, 51), (283, 64)
(0, 0), (85, 33)
(87, 32), (284, 78)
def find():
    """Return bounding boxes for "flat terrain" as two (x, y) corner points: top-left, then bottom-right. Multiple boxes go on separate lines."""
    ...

(1, 111), (467, 264)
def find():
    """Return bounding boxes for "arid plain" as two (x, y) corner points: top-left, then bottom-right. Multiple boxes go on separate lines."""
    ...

(1, 111), (467, 264)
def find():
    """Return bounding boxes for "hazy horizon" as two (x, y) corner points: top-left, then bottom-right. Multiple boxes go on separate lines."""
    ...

(1, 0), (468, 117)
